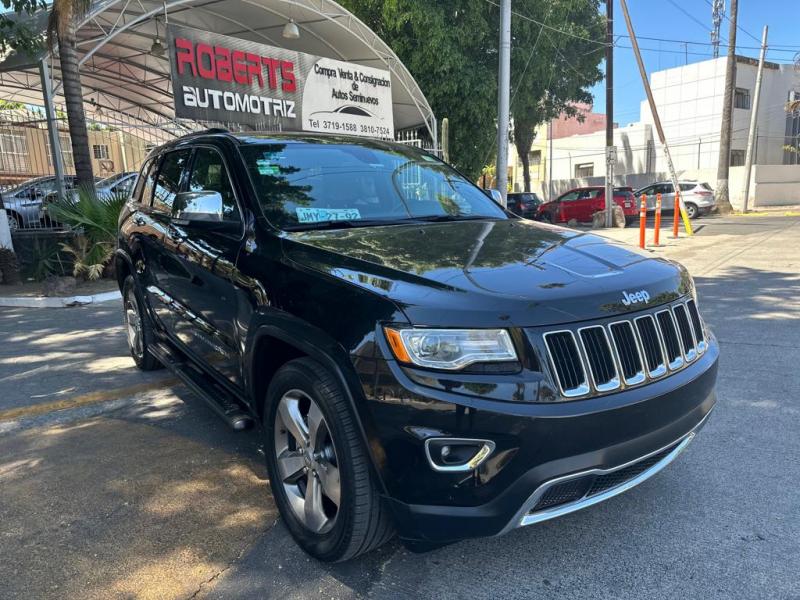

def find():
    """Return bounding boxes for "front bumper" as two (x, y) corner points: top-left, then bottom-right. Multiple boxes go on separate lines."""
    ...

(358, 336), (718, 544)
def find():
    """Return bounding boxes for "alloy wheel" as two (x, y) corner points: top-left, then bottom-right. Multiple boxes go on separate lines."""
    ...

(124, 292), (144, 358)
(6, 213), (18, 232)
(274, 389), (341, 534)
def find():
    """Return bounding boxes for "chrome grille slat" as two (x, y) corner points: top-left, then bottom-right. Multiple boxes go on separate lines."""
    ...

(656, 310), (684, 370)
(672, 304), (697, 361)
(633, 315), (667, 378)
(686, 299), (707, 354)
(578, 326), (620, 392)
(609, 321), (646, 385)
(541, 298), (709, 399)
(543, 331), (590, 397)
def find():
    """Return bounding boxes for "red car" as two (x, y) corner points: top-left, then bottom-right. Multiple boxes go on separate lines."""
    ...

(537, 186), (637, 225)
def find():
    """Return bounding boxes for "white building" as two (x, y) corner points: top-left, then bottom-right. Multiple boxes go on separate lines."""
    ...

(534, 55), (800, 207)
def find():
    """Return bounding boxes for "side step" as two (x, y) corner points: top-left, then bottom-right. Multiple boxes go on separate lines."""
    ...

(149, 342), (254, 431)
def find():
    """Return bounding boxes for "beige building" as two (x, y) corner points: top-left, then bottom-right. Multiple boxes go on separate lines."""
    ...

(0, 118), (151, 186)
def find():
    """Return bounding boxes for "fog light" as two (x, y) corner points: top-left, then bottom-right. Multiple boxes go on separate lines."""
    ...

(424, 438), (496, 472)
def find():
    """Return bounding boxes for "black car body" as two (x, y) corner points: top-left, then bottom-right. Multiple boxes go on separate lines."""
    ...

(116, 131), (718, 561)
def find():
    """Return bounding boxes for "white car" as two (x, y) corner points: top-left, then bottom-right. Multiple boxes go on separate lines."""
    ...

(634, 181), (716, 219)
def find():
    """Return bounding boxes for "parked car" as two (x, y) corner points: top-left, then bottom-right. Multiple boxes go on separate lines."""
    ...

(117, 131), (718, 561)
(0, 176), (81, 231)
(634, 181), (716, 219)
(505, 192), (542, 218)
(536, 186), (637, 225)
(96, 171), (138, 199)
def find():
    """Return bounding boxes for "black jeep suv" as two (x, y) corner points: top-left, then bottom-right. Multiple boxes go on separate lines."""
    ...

(116, 131), (718, 562)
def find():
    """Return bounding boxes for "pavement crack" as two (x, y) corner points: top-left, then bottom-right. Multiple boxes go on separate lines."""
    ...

(185, 520), (276, 600)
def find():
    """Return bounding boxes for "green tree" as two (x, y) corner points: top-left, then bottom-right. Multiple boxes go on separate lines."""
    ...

(341, 1), (604, 184)
(510, 0), (604, 192)
(0, 0), (45, 53)
(340, 0), (498, 180)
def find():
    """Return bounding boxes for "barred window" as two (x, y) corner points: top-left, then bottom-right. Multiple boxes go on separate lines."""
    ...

(92, 144), (110, 159)
(0, 131), (30, 173)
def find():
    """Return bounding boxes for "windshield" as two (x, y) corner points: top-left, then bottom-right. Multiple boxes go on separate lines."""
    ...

(240, 141), (507, 230)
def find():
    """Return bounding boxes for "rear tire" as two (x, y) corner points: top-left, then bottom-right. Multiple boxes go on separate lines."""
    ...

(685, 202), (698, 219)
(263, 358), (394, 562)
(122, 276), (162, 371)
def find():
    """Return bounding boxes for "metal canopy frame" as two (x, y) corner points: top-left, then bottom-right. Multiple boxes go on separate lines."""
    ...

(0, 0), (437, 184)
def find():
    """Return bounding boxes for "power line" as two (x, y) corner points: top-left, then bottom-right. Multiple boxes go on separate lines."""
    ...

(701, 0), (761, 44)
(665, 0), (720, 39)
(482, 0), (607, 46)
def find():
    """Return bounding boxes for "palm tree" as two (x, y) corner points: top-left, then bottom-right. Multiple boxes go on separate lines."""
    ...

(47, 0), (94, 187)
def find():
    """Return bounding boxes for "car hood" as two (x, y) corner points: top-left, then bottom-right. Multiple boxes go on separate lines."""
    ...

(282, 219), (692, 328)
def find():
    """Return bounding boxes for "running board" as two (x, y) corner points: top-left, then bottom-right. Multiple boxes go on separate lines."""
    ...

(149, 342), (254, 431)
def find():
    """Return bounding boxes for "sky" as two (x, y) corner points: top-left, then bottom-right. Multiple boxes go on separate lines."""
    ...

(589, 0), (800, 126)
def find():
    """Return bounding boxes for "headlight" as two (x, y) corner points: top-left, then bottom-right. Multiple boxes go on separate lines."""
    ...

(383, 327), (517, 370)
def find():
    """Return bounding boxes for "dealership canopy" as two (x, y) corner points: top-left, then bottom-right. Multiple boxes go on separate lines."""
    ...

(0, 0), (436, 141)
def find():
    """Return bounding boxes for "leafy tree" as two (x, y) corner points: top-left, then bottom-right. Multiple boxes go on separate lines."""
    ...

(0, 0), (45, 53)
(510, 0), (604, 192)
(340, 0), (498, 180)
(341, 1), (604, 185)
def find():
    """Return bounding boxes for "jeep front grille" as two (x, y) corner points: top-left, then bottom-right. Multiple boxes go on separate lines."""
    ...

(541, 298), (707, 398)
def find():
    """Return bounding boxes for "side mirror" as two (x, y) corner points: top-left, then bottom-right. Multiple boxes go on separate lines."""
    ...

(487, 189), (504, 205)
(174, 191), (225, 222)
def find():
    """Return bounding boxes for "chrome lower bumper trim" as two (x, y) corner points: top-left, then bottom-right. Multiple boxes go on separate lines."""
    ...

(502, 409), (713, 534)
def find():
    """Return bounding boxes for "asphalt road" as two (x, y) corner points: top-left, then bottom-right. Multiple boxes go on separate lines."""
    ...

(1, 215), (798, 599)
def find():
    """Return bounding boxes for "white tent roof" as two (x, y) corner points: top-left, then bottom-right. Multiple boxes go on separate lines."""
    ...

(0, 0), (435, 140)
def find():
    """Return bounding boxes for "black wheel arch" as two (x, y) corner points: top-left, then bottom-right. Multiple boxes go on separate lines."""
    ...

(245, 315), (389, 496)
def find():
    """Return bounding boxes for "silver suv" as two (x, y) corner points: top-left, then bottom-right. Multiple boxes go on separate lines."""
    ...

(634, 181), (716, 219)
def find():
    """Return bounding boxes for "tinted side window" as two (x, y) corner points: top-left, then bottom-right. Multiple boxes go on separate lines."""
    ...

(153, 149), (191, 213)
(133, 159), (156, 205)
(186, 148), (240, 221)
(679, 183), (695, 191)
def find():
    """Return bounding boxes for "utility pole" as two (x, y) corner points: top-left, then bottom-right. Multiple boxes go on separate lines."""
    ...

(742, 25), (768, 213)
(620, 0), (693, 235)
(495, 0), (511, 207)
(604, 0), (614, 227)
(715, 0), (738, 213)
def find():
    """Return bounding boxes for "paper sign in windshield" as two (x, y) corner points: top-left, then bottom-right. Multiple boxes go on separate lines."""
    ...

(296, 207), (362, 223)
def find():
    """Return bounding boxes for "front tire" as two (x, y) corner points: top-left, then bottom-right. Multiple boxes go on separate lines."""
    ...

(264, 358), (394, 562)
(122, 275), (162, 371)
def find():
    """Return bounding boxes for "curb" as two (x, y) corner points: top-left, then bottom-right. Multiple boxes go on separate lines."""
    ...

(0, 290), (121, 308)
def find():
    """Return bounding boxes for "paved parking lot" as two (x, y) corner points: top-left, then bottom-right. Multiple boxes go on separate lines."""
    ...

(1, 215), (798, 599)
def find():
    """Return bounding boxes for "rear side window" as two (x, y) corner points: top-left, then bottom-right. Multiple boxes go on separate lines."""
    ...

(679, 183), (695, 191)
(185, 147), (240, 221)
(132, 159), (156, 205)
(153, 149), (191, 213)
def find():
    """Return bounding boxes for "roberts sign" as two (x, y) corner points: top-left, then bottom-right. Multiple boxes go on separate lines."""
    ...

(168, 24), (394, 138)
